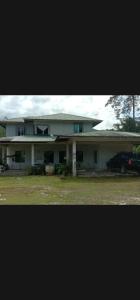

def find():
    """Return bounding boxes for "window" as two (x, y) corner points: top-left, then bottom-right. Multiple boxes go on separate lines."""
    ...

(36, 125), (49, 136)
(44, 151), (54, 163)
(94, 150), (98, 164)
(59, 151), (66, 163)
(15, 151), (25, 163)
(76, 151), (83, 162)
(74, 123), (83, 133)
(17, 126), (25, 136)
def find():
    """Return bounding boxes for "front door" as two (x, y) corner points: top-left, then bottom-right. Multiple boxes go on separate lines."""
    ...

(44, 151), (54, 164)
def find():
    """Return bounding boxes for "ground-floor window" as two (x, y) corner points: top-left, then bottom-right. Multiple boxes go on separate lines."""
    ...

(44, 151), (54, 163)
(15, 151), (25, 163)
(59, 151), (66, 163)
(93, 150), (98, 164)
(76, 151), (83, 162)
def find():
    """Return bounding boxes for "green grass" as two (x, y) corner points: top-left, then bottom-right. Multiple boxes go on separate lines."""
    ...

(0, 175), (140, 205)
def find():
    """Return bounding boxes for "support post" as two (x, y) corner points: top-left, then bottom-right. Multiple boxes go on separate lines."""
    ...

(72, 140), (76, 177)
(6, 145), (10, 165)
(66, 143), (70, 165)
(2, 146), (5, 162)
(31, 144), (35, 166)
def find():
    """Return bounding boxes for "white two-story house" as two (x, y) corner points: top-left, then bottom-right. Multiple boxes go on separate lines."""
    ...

(0, 113), (140, 176)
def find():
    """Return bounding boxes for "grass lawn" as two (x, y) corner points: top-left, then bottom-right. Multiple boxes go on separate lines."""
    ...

(0, 175), (140, 205)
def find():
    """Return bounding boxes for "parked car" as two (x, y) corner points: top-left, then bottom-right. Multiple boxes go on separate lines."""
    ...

(106, 152), (140, 174)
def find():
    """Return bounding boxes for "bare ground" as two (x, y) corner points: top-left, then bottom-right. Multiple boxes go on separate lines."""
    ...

(0, 175), (140, 204)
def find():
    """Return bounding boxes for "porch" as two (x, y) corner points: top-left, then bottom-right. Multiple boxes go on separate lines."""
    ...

(0, 139), (134, 176)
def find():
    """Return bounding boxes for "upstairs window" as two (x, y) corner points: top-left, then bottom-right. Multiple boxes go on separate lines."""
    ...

(17, 126), (25, 136)
(74, 123), (83, 133)
(36, 125), (49, 136)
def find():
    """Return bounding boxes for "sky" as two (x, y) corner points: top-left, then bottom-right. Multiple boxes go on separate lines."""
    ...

(0, 95), (116, 129)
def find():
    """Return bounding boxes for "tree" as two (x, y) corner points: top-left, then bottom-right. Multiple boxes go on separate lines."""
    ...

(114, 117), (140, 132)
(105, 95), (140, 120)
(0, 126), (5, 137)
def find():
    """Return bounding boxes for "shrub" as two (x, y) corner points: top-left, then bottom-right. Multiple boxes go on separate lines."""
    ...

(31, 164), (45, 175)
(55, 163), (72, 176)
(25, 166), (33, 175)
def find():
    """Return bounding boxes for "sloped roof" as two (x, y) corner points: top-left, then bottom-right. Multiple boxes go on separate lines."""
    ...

(25, 113), (102, 123)
(0, 117), (24, 123)
(0, 113), (102, 125)
(72, 130), (140, 137)
(0, 136), (56, 143)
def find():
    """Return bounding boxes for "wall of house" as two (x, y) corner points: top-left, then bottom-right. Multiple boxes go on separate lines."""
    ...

(6, 144), (31, 169)
(98, 142), (133, 170)
(6, 123), (34, 136)
(51, 122), (94, 135)
(6, 125), (17, 136)
(4, 141), (134, 171)
(33, 121), (93, 135)
(25, 123), (34, 135)
(5, 143), (68, 169)
(5, 121), (94, 137)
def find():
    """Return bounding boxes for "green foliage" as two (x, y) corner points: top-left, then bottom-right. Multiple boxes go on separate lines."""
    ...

(134, 145), (140, 154)
(0, 126), (6, 137)
(114, 117), (140, 133)
(105, 95), (140, 120)
(31, 164), (45, 175)
(25, 166), (33, 175)
(55, 163), (72, 176)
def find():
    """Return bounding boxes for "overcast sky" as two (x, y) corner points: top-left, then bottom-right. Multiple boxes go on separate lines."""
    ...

(0, 95), (116, 129)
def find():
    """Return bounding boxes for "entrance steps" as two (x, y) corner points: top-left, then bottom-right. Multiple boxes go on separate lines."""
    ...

(0, 169), (28, 176)
(77, 169), (87, 176)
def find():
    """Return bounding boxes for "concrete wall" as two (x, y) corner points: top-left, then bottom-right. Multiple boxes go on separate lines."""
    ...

(52, 122), (93, 135)
(4, 141), (133, 171)
(6, 125), (17, 136)
(5, 143), (68, 169)
(98, 142), (133, 170)
(5, 121), (94, 137)
(25, 123), (34, 135)
(6, 144), (31, 169)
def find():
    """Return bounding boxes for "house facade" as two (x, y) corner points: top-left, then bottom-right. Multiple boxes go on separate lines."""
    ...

(0, 113), (140, 176)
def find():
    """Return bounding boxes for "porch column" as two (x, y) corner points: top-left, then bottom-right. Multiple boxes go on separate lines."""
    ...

(2, 146), (5, 162)
(6, 145), (10, 165)
(66, 143), (70, 165)
(72, 140), (77, 177)
(31, 144), (35, 166)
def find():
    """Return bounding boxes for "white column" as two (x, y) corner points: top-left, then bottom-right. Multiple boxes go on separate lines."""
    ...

(31, 144), (35, 166)
(6, 145), (11, 165)
(66, 143), (70, 165)
(72, 140), (77, 177)
(2, 146), (5, 162)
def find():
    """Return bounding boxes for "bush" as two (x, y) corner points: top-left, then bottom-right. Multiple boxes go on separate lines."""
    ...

(25, 166), (33, 175)
(31, 164), (45, 175)
(55, 163), (72, 176)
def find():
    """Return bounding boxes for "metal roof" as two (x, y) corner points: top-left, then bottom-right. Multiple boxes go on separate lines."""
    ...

(0, 113), (102, 125)
(72, 130), (140, 137)
(25, 113), (102, 122)
(0, 136), (56, 143)
(0, 117), (24, 124)
(1, 131), (140, 144)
